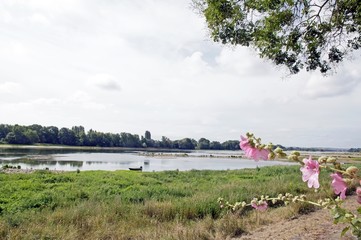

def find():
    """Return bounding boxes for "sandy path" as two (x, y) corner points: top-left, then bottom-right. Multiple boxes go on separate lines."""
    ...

(236, 196), (359, 240)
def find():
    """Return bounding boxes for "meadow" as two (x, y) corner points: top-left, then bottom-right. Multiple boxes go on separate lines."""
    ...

(0, 165), (352, 240)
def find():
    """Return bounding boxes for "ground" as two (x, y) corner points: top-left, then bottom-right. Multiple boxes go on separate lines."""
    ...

(236, 196), (359, 240)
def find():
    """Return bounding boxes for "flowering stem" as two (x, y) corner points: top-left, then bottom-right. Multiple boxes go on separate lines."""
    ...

(321, 165), (349, 176)
(266, 197), (323, 207)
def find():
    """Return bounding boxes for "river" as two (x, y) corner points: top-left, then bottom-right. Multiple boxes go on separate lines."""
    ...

(0, 148), (295, 171)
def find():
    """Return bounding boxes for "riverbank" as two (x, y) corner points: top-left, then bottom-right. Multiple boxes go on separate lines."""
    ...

(0, 168), (65, 174)
(0, 165), (355, 239)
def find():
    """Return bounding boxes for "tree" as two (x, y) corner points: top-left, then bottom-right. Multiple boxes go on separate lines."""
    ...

(178, 138), (196, 149)
(23, 129), (39, 144)
(6, 125), (35, 145)
(210, 141), (222, 150)
(221, 140), (240, 150)
(145, 130), (151, 140)
(72, 126), (87, 146)
(43, 126), (59, 144)
(197, 138), (211, 149)
(120, 132), (141, 148)
(0, 124), (11, 141)
(194, 0), (361, 74)
(58, 128), (77, 146)
(161, 136), (172, 148)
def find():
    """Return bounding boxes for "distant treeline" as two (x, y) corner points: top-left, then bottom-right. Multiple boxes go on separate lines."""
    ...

(0, 124), (240, 150)
(1, 124), (360, 152)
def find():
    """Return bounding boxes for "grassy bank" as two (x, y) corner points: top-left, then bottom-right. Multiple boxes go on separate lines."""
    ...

(0, 166), (347, 239)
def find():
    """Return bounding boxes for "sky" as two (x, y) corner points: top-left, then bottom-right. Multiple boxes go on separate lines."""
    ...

(0, 0), (361, 148)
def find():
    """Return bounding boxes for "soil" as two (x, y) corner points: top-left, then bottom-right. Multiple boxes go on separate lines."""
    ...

(236, 196), (359, 240)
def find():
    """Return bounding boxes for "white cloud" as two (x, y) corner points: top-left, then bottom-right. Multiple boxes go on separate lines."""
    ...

(0, 81), (21, 94)
(29, 13), (50, 25)
(0, 0), (360, 148)
(301, 67), (361, 99)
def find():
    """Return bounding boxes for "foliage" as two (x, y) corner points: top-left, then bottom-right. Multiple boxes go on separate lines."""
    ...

(194, 0), (361, 74)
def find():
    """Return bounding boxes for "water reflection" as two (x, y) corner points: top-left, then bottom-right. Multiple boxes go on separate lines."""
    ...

(0, 149), (296, 171)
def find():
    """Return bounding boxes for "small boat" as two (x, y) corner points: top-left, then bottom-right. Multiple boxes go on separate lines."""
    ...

(129, 166), (143, 171)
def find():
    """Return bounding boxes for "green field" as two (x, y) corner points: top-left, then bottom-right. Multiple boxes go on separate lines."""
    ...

(0, 166), (350, 239)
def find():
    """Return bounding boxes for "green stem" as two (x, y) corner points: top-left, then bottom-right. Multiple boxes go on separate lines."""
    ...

(322, 165), (349, 175)
(265, 197), (323, 207)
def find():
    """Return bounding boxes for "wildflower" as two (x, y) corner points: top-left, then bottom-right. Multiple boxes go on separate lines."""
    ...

(330, 173), (347, 200)
(240, 135), (269, 161)
(300, 156), (320, 189)
(251, 200), (268, 211)
(356, 187), (361, 204)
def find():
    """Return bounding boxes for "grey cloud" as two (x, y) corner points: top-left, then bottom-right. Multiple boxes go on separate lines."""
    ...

(89, 74), (121, 91)
(301, 69), (361, 99)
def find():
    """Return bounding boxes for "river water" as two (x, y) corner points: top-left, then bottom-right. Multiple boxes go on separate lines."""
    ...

(0, 148), (295, 172)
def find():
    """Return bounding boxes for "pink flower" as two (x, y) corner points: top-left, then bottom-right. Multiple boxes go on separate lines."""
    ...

(240, 135), (269, 161)
(251, 201), (268, 211)
(356, 187), (361, 204)
(330, 173), (347, 200)
(300, 156), (320, 189)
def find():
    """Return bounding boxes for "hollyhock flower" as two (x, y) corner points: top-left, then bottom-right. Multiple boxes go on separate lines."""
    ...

(251, 201), (268, 211)
(300, 156), (320, 189)
(240, 135), (269, 161)
(330, 173), (347, 200)
(356, 187), (361, 204)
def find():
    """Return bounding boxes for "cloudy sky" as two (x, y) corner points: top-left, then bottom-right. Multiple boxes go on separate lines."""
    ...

(1, 0), (360, 148)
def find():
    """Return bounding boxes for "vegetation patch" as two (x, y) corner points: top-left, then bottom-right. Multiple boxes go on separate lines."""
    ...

(0, 165), (353, 239)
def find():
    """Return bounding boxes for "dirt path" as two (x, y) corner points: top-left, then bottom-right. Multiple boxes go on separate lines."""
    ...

(236, 196), (359, 240)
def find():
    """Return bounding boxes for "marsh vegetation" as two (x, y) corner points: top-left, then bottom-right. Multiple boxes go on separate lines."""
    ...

(0, 165), (348, 239)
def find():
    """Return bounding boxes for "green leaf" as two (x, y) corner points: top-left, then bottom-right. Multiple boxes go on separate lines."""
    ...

(357, 206), (361, 214)
(341, 226), (350, 237)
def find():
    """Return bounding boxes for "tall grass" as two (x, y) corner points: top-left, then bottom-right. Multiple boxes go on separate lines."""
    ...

(0, 165), (347, 239)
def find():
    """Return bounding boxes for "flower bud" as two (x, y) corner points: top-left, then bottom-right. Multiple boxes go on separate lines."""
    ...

(288, 154), (299, 161)
(268, 152), (276, 160)
(272, 199), (277, 204)
(318, 156), (327, 164)
(291, 151), (300, 156)
(346, 166), (358, 176)
(265, 144), (273, 150)
(274, 147), (283, 154)
(333, 162), (341, 170)
(327, 157), (337, 163)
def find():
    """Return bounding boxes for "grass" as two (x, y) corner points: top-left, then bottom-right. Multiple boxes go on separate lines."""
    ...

(0, 165), (351, 239)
